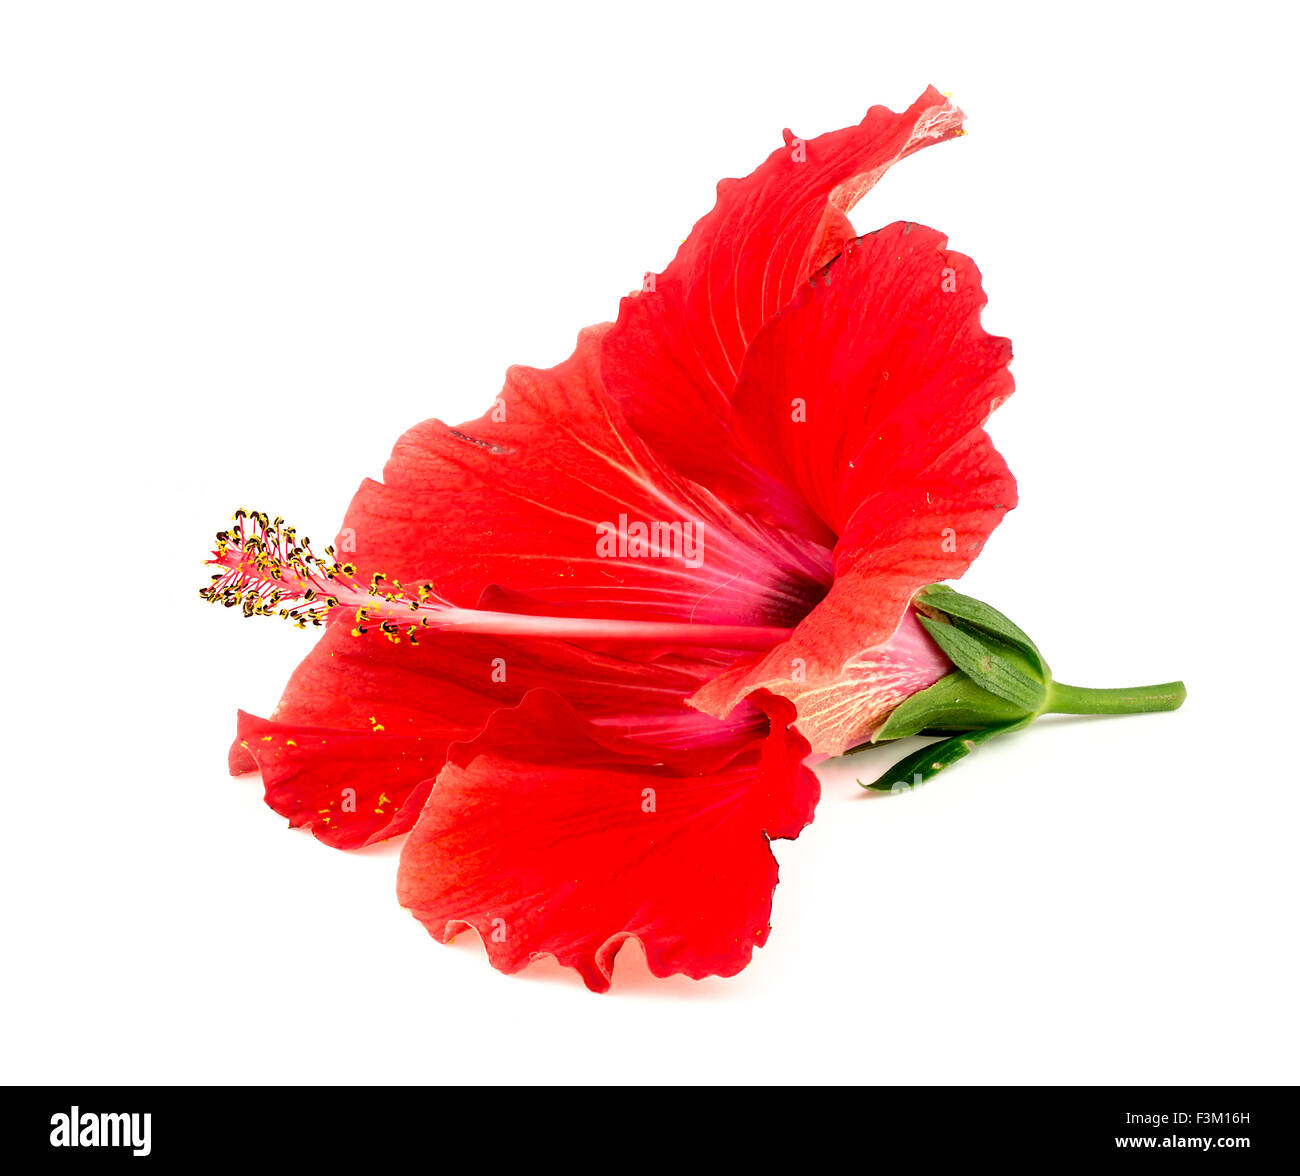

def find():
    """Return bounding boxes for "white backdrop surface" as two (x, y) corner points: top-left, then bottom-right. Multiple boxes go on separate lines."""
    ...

(2, 1), (1295, 1085)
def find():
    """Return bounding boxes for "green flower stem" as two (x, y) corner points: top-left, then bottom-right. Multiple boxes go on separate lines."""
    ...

(859, 585), (1186, 791)
(1044, 680), (1186, 716)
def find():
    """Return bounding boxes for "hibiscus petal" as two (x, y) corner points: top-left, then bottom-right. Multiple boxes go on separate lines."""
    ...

(231, 620), (772, 848)
(337, 325), (831, 631)
(230, 710), (442, 850)
(733, 222), (1014, 533)
(396, 690), (816, 991)
(601, 86), (965, 528)
(747, 605), (951, 755)
(693, 437), (1015, 752)
(689, 226), (1015, 747)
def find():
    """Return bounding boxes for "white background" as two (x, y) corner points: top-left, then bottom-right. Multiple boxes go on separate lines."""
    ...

(3, 2), (1296, 1085)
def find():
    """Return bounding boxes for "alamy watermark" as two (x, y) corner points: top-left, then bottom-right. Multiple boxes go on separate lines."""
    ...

(595, 514), (705, 568)
(50, 1106), (151, 1157)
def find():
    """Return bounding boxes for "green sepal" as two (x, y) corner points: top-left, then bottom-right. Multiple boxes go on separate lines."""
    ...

(859, 719), (1030, 792)
(873, 670), (1029, 742)
(917, 614), (1045, 712)
(854, 583), (1184, 795)
(915, 583), (1047, 678)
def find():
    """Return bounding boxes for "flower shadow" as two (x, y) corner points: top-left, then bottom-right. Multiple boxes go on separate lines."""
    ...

(442, 925), (743, 999)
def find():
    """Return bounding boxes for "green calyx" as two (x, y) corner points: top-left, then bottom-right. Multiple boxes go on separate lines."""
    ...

(858, 584), (1186, 792)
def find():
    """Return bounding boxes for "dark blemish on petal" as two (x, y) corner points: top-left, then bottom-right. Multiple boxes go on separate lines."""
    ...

(448, 428), (514, 456)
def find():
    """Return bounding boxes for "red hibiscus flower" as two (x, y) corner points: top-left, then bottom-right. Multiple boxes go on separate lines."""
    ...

(204, 87), (1183, 991)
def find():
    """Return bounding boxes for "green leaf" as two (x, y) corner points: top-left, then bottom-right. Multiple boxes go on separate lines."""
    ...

(873, 671), (1029, 741)
(859, 720), (1029, 792)
(918, 615), (1045, 712)
(916, 584), (1047, 677)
